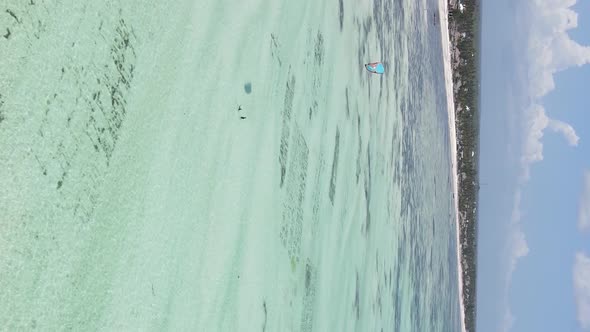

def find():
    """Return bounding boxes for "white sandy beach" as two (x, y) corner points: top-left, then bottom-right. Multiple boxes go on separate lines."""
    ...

(437, 0), (467, 331)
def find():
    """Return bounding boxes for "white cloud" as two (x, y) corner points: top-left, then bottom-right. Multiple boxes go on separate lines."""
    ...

(508, 190), (530, 277)
(502, 310), (515, 332)
(508, 225), (529, 276)
(502, 0), (588, 329)
(579, 171), (590, 232)
(501, 222), (530, 332)
(527, 0), (590, 98)
(517, 0), (586, 181)
(574, 252), (590, 330)
(501, 190), (530, 332)
(519, 103), (579, 182)
(519, 104), (549, 181)
(548, 118), (580, 146)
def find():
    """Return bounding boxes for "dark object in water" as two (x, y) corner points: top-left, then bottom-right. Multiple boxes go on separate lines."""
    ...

(240, 116), (246, 120)
(244, 82), (252, 94)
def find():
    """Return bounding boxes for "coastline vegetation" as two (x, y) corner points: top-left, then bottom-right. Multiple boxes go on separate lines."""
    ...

(447, 0), (481, 331)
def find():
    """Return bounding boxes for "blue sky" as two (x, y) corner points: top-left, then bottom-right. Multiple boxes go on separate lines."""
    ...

(477, 0), (590, 331)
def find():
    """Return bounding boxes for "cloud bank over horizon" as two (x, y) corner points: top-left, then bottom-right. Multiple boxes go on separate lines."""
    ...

(502, 0), (589, 330)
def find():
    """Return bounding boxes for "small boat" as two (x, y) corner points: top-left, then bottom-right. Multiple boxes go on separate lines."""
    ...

(365, 62), (384, 74)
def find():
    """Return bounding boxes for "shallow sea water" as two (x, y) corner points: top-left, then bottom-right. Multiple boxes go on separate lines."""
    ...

(0, 0), (461, 330)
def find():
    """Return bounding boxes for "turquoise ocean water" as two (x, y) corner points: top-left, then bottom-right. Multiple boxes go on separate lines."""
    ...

(0, 0), (461, 330)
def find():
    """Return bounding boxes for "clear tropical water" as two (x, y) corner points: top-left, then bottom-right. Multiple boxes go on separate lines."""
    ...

(0, 0), (461, 331)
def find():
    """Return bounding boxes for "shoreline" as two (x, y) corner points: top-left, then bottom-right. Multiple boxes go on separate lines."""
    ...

(437, 0), (467, 331)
